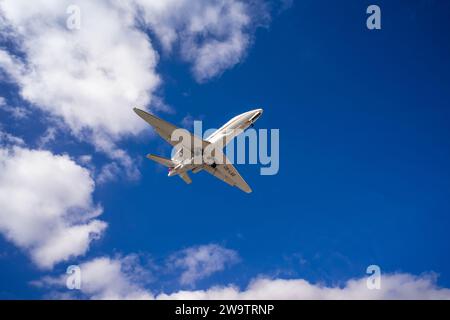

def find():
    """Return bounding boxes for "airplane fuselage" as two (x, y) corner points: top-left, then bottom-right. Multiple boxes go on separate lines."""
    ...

(168, 109), (263, 176)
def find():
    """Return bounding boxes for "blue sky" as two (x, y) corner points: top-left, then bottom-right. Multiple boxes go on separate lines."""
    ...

(1, 0), (450, 299)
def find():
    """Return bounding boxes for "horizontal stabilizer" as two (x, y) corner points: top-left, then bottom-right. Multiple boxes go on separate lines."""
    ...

(146, 154), (175, 167)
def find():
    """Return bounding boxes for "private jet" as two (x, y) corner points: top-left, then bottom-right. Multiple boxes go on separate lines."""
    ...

(133, 108), (263, 193)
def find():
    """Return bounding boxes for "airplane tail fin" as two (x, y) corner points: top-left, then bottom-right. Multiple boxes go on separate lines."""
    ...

(146, 154), (175, 167)
(147, 154), (192, 184)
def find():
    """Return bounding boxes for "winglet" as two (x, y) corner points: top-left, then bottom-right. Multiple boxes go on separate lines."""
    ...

(133, 107), (143, 115)
(133, 107), (152, 121)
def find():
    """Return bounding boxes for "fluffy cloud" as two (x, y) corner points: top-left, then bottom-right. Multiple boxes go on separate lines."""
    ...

(0, 145), (106, 269)
(0, 129), (25, 146)
(38, 253), (450, 299)
(0, 96), (29, 119)
(71, 256), (153, 299)
(34, 255), (153, 299)
(135, 0), (259, 82)
(158, 274), (450, 300)
(0, 0), (159, 142)
(168, 244), (239, 286)
(36, 245), (239, 299)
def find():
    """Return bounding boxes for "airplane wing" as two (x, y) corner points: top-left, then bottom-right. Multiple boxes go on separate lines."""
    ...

(179, 172), (192, 184)
(203, 163), (252, 193)
(134, 108), (209, 151)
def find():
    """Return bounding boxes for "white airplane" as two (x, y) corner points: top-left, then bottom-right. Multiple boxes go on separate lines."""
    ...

(133, 108), (263, 193)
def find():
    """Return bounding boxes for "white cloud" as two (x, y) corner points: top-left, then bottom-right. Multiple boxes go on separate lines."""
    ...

(168, 244), (239, 286)
(0, 145), (107, 269)
(0, 96), (29, 119)
(157, 273), (450, 300)
(36, 255), (153, 299)
(0, 0), (159, 142)
(180, 114), (196, 129)
(72, 256), (153, 299)
(0, 129), (25, 146)
(96, 162), (121, 185)
(78, 154), (93, 165)
(37, 127), (57, 148)
(39, 253), (450, 300)
(135, 0), (259, 82)
(35, 245), (239, 299)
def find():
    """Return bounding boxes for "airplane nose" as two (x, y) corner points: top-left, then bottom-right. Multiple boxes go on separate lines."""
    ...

(248, 108), (263, 123)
